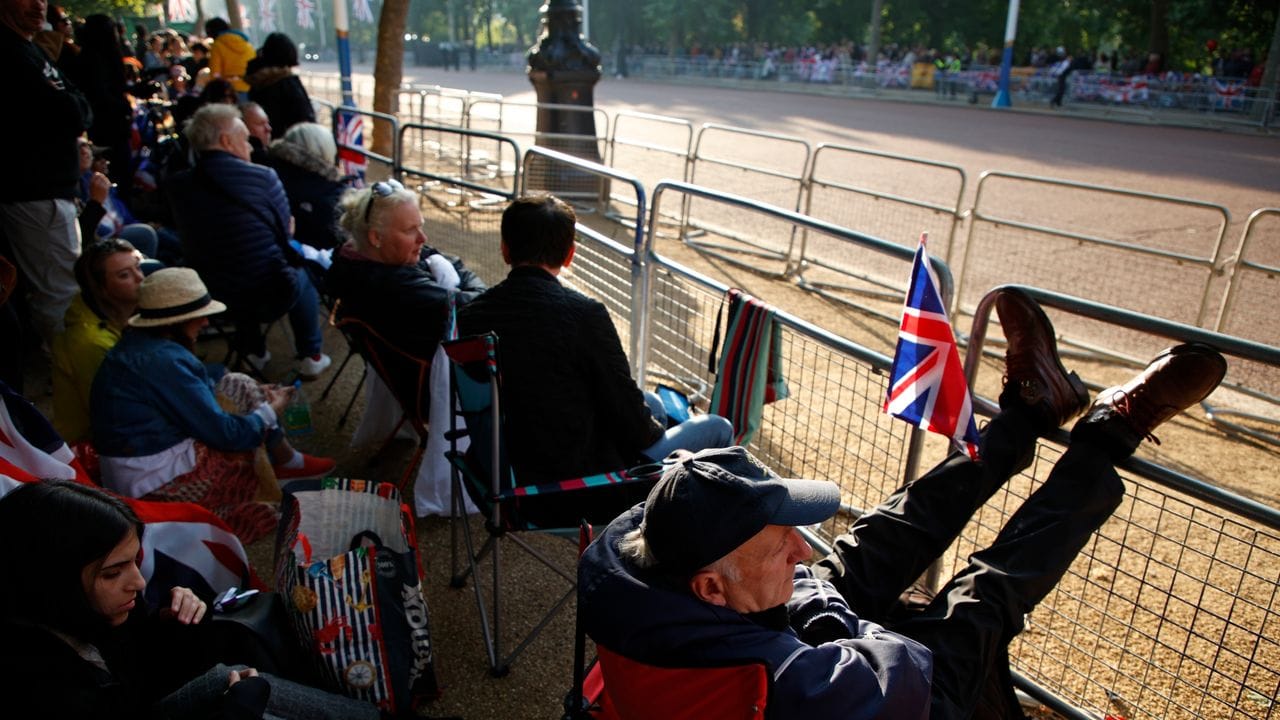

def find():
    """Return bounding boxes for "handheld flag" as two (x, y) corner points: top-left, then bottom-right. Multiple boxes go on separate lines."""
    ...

(884, 235), (980, 459)
(336, 109), (368, 183)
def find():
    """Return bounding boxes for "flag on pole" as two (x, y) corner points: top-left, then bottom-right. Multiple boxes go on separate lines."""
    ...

(168, 0), (197, 23)
(336, 110), (367, 182)
(353, 0), (374, 24)
(884, 234), (980, 459)
(259, 0), (278, 33)
(296, 0), (316, 29)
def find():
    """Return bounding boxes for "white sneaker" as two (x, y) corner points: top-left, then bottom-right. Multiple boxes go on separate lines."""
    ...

(297, 353), (331, 378)
(245, 350), (271, 373)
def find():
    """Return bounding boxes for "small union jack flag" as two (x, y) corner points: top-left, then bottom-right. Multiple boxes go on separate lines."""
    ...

(884, 234), (980, 459)
(353, 0), (374, 23)
(337, 110), (367, 182)
(1211, 79), (1245, 111)
(296, 0), (316, 29)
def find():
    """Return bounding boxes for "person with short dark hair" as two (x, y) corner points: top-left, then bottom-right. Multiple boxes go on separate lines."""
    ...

(579, 289), (1228, 719)
(458, 194), (734, 527)
(0, 479), (380, 719)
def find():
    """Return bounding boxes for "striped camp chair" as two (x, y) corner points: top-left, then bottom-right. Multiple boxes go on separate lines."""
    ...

(442, 333), (664, 676)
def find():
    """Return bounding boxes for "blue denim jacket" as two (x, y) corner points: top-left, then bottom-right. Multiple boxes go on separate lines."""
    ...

(90, 331), (266, 457)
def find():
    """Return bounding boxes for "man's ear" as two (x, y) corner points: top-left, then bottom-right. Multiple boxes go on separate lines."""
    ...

(688, 569), (728, 607)
(500, 241), (511, 265)
(562, 242), (576, 269)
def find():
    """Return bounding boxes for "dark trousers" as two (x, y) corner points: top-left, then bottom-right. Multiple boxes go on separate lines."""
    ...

(812, 404), (1125, 720)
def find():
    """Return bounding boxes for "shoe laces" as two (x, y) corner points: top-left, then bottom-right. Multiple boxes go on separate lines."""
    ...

(1111, 389), (1164, 446)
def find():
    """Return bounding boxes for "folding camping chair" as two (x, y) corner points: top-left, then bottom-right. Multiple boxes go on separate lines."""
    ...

(441, 333), (664, 676)
(332, 308), (432, 494)
(564, 523), (770, 720)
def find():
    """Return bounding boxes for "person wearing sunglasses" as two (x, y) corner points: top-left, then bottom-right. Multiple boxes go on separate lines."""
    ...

(327, 179), (486, 403)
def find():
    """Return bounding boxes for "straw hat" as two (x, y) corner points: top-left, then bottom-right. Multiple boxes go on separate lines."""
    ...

(128, 268), (227, 327)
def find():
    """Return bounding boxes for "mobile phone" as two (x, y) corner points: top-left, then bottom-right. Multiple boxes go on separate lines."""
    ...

(655, 384), (692, 426)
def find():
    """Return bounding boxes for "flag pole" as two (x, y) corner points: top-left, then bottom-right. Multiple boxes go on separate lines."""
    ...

(334, 0), (354, 107)
(992, 0), (1020, 108)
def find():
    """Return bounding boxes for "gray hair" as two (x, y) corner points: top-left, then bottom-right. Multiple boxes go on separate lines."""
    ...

(184, 103), (241, 151)
(618, 527), (741, 581)
(337, 184), (419, 251)
(281, 122), (336, 162)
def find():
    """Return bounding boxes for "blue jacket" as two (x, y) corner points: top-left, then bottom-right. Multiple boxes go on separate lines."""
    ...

(579, 506), (934, 719)
(90, 331), (266, 456)
(166, 150), (296, 303)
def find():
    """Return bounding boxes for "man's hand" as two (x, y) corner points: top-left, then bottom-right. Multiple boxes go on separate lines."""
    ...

(89, 171), (111, 204)
(262, 383), (293, 416)
(227, 667), (260, 687)
(162, 586), (207, 624)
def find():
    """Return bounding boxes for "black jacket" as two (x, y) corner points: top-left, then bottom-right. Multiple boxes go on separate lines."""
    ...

(457, 266), (664, 488)
(327, 243), (485, 410)
(0, 24), (91, 201)
(245, 65), (315, 139)
(265, 140), (351, 251)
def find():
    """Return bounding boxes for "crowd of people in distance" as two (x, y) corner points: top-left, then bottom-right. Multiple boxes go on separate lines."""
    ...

(1, 1), (1237, 717)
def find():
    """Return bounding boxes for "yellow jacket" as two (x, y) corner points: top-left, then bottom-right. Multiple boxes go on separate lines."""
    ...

(209, 30), (256, 93)
(51, 294), (121, 443)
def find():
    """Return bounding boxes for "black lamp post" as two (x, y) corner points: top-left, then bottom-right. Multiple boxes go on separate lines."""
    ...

(525, 0), (605, 197)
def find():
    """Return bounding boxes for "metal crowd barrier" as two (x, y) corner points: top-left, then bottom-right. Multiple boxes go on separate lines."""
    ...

(605, 111), (694, 232)
(962, 285), (1280, 720)
(956, 171), (1232, 362)
(467, 99), (610, 176)
(799, 143), (966, 313)
(330, 106), (400, 180)
(394, 124), (521, 285)
(311, 97), (336, 131)
(1209, 208), (1280, 445)
(682, 124), (812, 277)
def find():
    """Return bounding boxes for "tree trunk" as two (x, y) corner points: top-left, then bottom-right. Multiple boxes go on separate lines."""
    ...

(1257, 8), (1280, 125)
(226, 0), (244, 30)
(867, 0), (883, 64)
(486, 0), (495, 50)
(194, 0), (205, 32)
(372, 0), (410, 158)
(1147, 0), (1170, 72)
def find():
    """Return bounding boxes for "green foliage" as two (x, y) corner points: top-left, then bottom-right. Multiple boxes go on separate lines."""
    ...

(61, 0), (148, 16)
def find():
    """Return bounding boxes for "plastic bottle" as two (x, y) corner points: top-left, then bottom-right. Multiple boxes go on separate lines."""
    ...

(282, 379), (314, 436)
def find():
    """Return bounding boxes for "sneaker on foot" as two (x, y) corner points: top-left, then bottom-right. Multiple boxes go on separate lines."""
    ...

(297, 353), (331, 378)
(273, 453), (336, 482)
(245, 350), (271, 373)
(1074, 343), (1227, 455)
(994, 288), (1089, 429)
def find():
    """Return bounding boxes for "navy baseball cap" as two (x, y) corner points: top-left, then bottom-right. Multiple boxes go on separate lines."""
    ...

(640, 446), (840, 574)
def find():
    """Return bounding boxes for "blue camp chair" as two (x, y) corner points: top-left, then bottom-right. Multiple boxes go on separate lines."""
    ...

(442, 333), (663, 676)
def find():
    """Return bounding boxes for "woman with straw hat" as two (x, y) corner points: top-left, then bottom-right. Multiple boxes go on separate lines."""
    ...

(89, 268), (334, 543)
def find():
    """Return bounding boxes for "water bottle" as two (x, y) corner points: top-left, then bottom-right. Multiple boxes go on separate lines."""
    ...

(282, 379), (314, 437)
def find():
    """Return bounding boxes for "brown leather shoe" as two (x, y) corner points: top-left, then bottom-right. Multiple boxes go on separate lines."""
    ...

(995, 288), (1089, 430)
(1074, 343), (1227, 456)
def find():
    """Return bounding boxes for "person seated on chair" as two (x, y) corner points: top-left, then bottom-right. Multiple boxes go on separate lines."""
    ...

(458, 194), (734, 527)
(51, 238), (144, 444)
(327, 179), (486, 363)
(165, 103), (330, 379)
(0, 479), (380, 720)
(265, 122), (355, 256)
(90, 268), (335, 544)
(579, 288), (1227, 719)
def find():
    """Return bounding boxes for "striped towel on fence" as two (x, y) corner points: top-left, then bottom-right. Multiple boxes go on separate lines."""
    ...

(708, 289), (789, 446)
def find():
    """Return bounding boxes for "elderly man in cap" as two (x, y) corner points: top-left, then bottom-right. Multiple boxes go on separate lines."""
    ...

(579, 288), (1227, 719)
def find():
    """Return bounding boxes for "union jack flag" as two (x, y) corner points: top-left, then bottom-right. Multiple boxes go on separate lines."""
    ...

(0, 381), (256, 605)
(259, 0), (278, 33)
(1211, 79), (1245, 111)
(168, 0), (196, 23)
(884, 235), (980, 459)
(296, 0), (316, 29)
(353, 0), (375, 23)
(337, 110), (368, 182)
